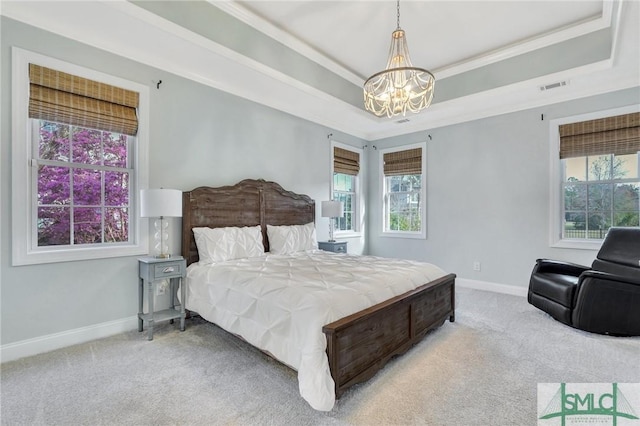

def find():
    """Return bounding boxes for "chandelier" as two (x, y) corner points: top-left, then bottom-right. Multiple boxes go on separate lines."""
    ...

(363, 1), (435, 118)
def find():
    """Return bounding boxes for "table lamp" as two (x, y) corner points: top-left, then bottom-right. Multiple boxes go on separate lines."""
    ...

(321, 200), (344, 242)
(140, 188), (182, 258)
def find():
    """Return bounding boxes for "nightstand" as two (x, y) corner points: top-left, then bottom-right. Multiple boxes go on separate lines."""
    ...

(318, 241), (347, 253)
(138, 256), (186, 340)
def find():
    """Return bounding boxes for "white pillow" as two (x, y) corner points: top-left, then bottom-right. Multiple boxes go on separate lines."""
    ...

(193, 225), (264, 264)
(267, 222), (318, 254)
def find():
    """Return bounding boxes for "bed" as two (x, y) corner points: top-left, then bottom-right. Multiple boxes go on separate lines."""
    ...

(181, 179), (456, 411)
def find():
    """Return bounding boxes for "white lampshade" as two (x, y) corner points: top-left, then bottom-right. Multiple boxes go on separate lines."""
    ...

(140, 189), (182, 218)
(321, 200), (344, 218)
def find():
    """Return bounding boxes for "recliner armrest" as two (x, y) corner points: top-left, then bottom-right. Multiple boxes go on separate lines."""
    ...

(533, 258), (590, 277)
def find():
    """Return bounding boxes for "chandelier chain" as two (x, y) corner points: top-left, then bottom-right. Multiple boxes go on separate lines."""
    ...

(396, 0), (401, 29)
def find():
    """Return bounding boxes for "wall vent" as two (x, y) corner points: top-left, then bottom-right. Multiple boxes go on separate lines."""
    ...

(540, 80), (568, 91)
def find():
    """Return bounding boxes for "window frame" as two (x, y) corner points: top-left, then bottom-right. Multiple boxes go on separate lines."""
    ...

(330, 141), (362, 238)
(379, 142), (427, 239)
(549, 104), (640, 250)
(12, 47), (150, 265)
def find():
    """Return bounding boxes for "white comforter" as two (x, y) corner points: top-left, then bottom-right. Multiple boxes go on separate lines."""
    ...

(184, 250), (447, 411)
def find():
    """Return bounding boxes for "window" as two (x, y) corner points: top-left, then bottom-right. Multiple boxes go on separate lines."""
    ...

(331, 142), (362, 235)
(550, 107), (640, 249)
(380, 143), (427, 239)
(12, 48), (149, 265)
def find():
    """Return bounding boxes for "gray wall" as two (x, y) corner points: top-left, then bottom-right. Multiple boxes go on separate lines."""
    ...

(367, 87), (640, 288)
(0, 18), (365, 346)
(2, 16), (637, 349)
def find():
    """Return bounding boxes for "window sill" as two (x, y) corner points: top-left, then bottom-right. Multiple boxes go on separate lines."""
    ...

(334, 232), (362, 239)
(381, 231), (426, 240)
(12, 244), (147, 266)
(551, 239), (602, 251)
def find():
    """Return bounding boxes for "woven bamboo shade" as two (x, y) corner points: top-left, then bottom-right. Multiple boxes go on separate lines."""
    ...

(383, 147), (422, 176)
(334, 147), (360, 175)
(29, 64), (139, 136)
(559, 112), (640, 159)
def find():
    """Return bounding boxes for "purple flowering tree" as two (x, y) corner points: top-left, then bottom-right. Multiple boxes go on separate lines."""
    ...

(37, 122), (130, 246)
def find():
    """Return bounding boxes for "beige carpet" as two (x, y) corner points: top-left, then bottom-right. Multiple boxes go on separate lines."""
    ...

(1, 288), (639, 425)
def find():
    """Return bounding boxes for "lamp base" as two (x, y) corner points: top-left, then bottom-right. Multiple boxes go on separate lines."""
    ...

(153, 217), (172, 259)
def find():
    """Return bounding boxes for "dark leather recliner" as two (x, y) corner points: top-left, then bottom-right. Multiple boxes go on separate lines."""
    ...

(528, 227), (640, 336)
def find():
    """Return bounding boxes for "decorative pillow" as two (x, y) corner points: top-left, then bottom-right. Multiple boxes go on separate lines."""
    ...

(267, 222), (318, 254)
(193, 225), (264, 264)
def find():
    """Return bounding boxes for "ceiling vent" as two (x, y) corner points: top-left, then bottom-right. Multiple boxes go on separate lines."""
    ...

(396, 118), (410, 124)
(540, 80), (569, 91)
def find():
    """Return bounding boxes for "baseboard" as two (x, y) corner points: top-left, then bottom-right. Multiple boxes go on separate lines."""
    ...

(1, 316), (138, 363)
(456, 278), (528, 298)
(1, 280), (526, 363)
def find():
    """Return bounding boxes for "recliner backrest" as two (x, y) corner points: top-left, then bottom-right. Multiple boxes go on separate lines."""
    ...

(592, 227), (640, 279)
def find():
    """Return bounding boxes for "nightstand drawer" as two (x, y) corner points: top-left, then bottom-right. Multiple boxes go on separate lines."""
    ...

(333, 244), (346, 253)
(152, 262), (184, 279)
(318, 241), (347, 253)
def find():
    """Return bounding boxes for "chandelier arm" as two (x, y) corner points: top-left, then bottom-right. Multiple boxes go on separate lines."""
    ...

(363, 67), (434, 86)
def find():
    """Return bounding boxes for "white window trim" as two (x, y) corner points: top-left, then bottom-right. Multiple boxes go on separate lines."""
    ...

(11, 47), (150, 265)
(379, 142), (427, 239)
(330, 141), (363, 238)
(548, 104), (639, 251)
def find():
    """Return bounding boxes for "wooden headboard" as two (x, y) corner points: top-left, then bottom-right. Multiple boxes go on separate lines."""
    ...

(181, 179), (315, 265)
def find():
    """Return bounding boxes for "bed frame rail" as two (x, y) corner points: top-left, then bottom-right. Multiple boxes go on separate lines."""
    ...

(323, 273), (456, 398)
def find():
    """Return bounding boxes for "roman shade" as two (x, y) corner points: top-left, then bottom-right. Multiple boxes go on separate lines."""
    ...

(333, 147), (360, 175)
(28, 64), (139, 136)
(559, 112), (640, 159)
(383, 147), (422, 176)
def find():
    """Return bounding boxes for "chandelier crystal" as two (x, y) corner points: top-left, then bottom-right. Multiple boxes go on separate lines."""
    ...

(363, 1), (435, 118)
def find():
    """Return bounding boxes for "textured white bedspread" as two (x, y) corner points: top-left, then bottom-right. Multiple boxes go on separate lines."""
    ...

(184, 250), (447, 411)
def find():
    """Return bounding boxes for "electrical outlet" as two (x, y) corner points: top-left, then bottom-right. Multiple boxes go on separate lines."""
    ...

(473, 261), (481, 272)
(156, 280), (167, 296)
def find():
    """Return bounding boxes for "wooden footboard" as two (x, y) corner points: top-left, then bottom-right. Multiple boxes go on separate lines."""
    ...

(323, 273), (456, 398)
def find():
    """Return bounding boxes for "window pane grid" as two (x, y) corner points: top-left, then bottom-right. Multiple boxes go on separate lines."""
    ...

(563, 153), (640, 239)
(35, 120), (131, 247)
(385, 174), (422, 233)
(333, 172), (356, 233)
(333, 191), (354, 232)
